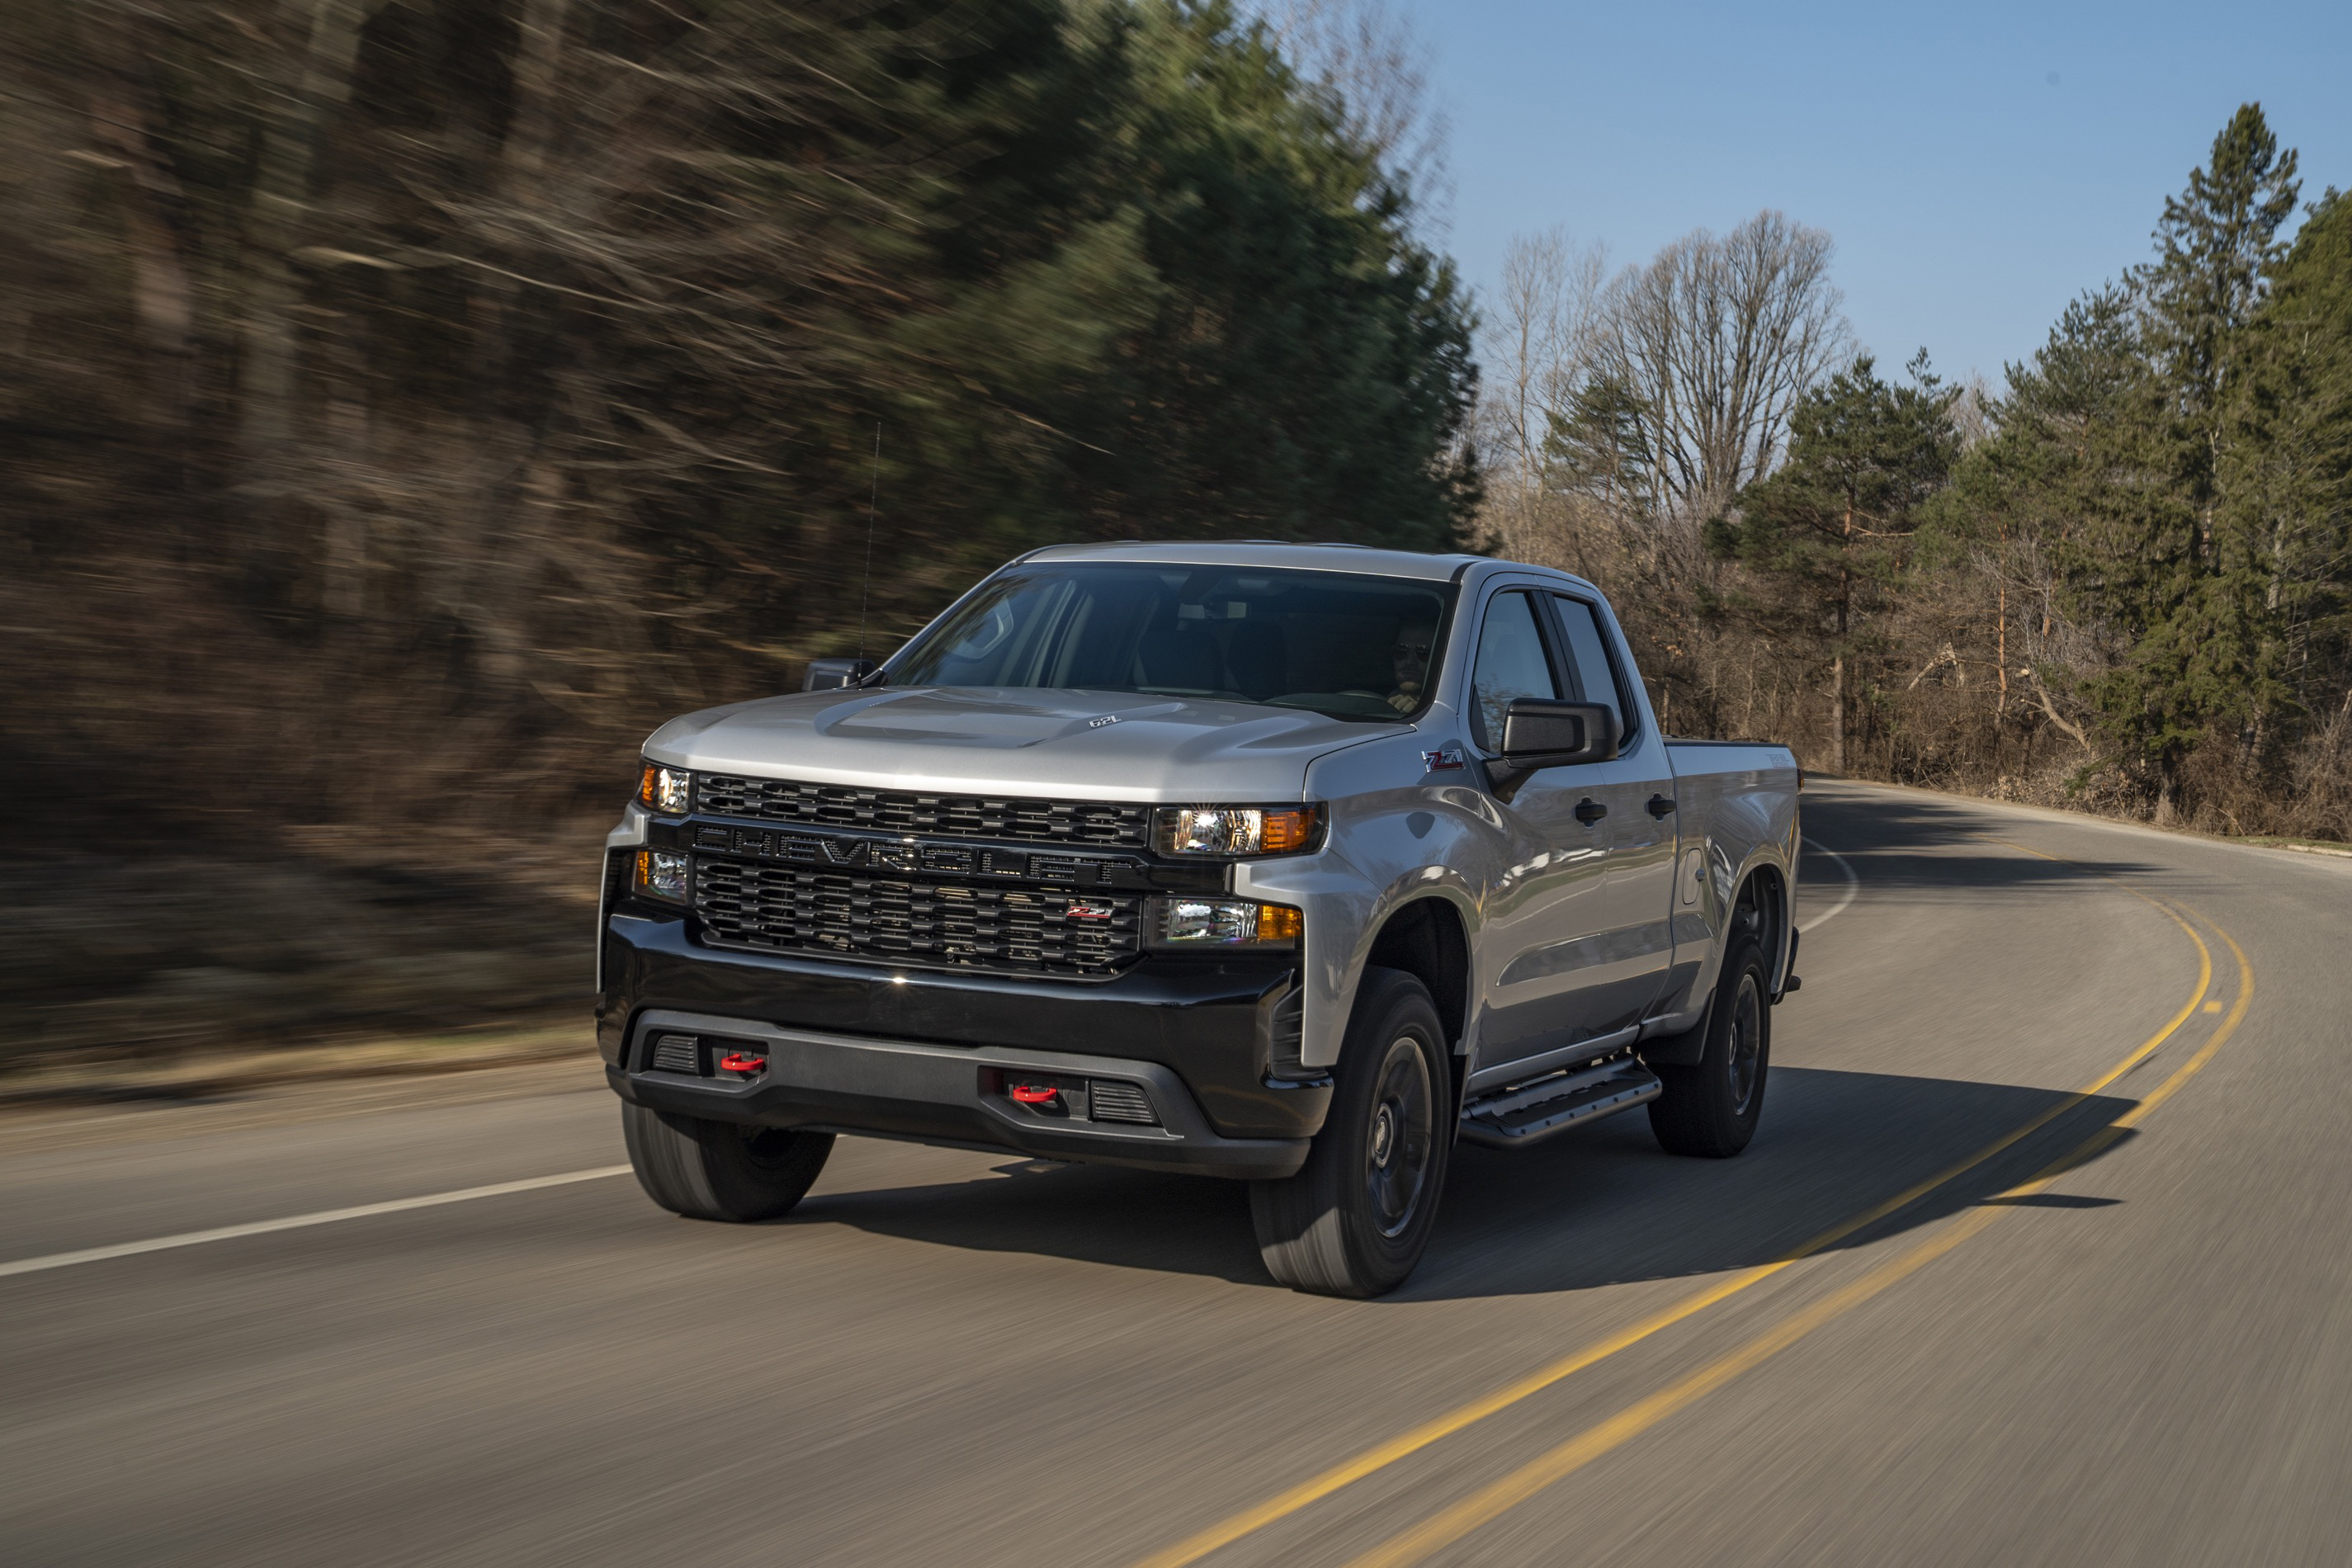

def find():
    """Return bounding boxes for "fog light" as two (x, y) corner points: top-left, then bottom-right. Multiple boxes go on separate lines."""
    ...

(634, 848), (688, 903)
(1148, 898), (1301, 948)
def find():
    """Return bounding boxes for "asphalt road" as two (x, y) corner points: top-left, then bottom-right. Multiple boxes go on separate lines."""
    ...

(5, 782), (2350, 1567)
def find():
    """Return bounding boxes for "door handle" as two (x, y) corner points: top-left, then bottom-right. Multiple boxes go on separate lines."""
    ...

(1647, 795), (1677, 818)
(1574, 798), (1608, 826)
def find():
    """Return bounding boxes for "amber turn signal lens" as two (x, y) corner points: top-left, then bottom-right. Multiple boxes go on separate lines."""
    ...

(1259, 807), (1319, 853)
(1254, 904), (1304, 942)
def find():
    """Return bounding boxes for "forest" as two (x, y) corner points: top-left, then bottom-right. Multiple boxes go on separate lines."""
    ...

(1477, 106), (2349, 840)
(2, 0), (2345, 1063)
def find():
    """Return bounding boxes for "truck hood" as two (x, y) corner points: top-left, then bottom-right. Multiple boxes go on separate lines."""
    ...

(643, 687), (1400, 801)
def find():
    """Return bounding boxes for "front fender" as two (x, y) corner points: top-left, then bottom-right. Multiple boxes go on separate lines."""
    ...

(1236, 734), (1510, 1070)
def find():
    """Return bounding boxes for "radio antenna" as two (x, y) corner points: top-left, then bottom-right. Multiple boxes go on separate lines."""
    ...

(857, 423), (881, 665)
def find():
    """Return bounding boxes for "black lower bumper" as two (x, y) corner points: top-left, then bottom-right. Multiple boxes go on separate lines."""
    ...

(597, 914), (1327, 1175)
(613, 1009), (1308, 1178)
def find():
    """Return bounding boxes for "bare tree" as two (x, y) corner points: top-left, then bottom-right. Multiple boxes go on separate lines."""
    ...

(1468, 212), (1849, 734)
(1473, 228), (1608, 478)
(1245, 0), (1449, 217)
(1598, 210), (1850, 535)
(1466, 228), (1609, 571)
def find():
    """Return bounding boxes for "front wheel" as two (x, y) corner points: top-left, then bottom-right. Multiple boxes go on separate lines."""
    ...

(623, 1103), (834, 1221)
(1647, 932), (1771, 1158)
(1249, 969), (1452, 1297)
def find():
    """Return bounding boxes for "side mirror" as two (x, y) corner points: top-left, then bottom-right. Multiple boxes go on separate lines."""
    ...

(802, 658), (879, 692)
(1487, 698), (1618, 801)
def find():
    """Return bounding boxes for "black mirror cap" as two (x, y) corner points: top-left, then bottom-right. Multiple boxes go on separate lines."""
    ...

(1500, 698), (1620, 766)
(803, 657), (879, 692)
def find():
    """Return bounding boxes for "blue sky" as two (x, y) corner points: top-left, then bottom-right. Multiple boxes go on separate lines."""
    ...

(1390, 0), (2352, 387)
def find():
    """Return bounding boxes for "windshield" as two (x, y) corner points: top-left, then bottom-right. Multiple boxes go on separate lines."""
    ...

(886, 563), (1457, 722)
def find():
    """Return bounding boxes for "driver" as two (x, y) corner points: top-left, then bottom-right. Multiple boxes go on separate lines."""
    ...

(1389, 621), (1435, 711)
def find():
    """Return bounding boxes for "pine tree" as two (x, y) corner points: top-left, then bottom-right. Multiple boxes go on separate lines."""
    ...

(2087, 103), (2301, 815)
(1919, 289), (2143, 764)
(1717, 352), (1959, 771)
(2221, 187), (2352, 749)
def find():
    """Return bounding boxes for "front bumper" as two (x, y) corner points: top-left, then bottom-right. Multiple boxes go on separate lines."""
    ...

(613, 1009), (1308, 1178)
(598, 913), (1327, 1176)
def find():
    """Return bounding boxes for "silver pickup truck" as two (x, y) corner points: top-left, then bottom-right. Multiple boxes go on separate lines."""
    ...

(598, 542), (1802, 1296)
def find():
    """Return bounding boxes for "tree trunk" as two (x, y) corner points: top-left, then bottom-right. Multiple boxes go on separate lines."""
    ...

(239, 0), (377, 460)
(1831, 651), (1845, 773)
(77, 16), (193, 449)
(1832, 494), (1852, 773)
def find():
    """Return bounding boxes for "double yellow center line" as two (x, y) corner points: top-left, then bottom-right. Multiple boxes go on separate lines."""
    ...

(1134, 840), (2252, 1568)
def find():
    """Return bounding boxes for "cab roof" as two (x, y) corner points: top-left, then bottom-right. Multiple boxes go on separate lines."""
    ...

(1020, 540), (1501, 583)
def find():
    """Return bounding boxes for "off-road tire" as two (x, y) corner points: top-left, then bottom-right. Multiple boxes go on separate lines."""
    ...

(1250, 968), (1452, 1297)
(1648, 932), (1771, 1158)
(623, 1103), (834, 1221)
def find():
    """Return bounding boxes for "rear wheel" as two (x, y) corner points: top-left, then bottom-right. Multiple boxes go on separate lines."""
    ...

(623, 1103), (834, 1221)
(1250, 969), (1452, 1297)
(1648, 932), (1770, 1158)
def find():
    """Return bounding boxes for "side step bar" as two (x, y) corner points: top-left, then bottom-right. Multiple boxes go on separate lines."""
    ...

(1458, 1058), (1662, 1149)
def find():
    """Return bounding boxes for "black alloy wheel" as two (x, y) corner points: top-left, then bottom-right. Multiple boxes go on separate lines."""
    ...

(1648, 930), (1772, 1159)
(1725, 966), (1764, 1115)
(1251, 967), (1453, 1297)
(1365, 1036), (1436, 1240)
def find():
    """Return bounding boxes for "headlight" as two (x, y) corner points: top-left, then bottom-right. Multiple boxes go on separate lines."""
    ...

(1147, 897), (1302, 949)
(1153, 805), (1321, 858)
(637, 763), (692, 815)
(634, 849), (688, 904)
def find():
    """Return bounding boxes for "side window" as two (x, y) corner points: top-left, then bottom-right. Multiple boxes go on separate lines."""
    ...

(1549, 595), (1633, 742)
(1469, 591), (1559, 750)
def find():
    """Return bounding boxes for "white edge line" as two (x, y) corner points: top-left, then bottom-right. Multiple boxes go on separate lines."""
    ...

(1799, 837), (1859, 933)
(0, 1164), (634, 1281)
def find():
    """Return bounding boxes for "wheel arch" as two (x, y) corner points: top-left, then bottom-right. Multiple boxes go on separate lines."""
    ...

(1360, 895), (1472, 1056)
(1732, 858), (1794, 997)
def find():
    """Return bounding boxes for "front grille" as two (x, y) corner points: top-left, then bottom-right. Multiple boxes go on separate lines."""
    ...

(692, 857), (1144, 976)
(696, 775), (1150, 849)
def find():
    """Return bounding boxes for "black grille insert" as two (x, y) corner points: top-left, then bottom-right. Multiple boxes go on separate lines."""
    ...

(1088, 1079), (1159, 1126)
(696, 775), (1150, 849)
(649, 1033), (701, 1074)
(693, 857), (1144, 976)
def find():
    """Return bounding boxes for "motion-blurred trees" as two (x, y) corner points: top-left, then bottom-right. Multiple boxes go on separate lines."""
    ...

(0, 0), (1473, 1056)
(0, 0), (1476, 842)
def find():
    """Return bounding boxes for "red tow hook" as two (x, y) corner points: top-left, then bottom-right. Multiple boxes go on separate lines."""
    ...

(1008, 1082), (1061, 1108)
(716, 1051), (767, 1075)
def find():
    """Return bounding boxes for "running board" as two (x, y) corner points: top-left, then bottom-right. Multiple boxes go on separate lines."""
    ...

(1458, 1060), (1662, 1149)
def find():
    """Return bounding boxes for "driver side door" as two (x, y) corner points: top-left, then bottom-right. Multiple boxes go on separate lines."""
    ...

(1469, 589), (1679, 1088)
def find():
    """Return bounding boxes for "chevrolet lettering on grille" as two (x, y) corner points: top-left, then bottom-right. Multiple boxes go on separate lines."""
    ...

(691, 823), (1146, 889)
